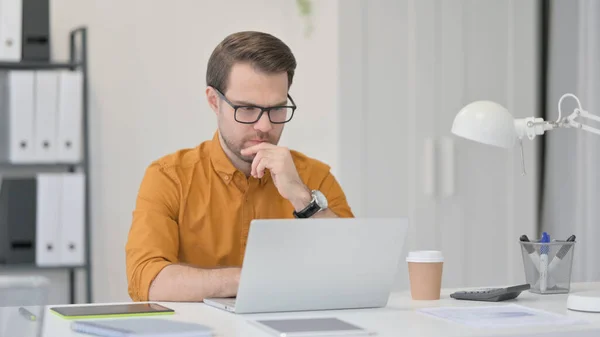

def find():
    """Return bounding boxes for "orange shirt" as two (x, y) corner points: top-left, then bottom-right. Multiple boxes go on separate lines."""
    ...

(125, 131), (354, 301)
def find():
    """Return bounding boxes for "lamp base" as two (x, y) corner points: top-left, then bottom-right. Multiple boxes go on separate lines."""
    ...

(567, 291), (600, 312)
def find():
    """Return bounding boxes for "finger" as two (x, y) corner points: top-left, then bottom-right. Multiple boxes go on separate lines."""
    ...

(256, 156), (270, 178)
(252, 149), (274, 177)
(251, 150), (266, 177)
(241, 142), (275, 156)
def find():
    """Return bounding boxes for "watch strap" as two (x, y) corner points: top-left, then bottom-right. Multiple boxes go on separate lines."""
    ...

(293, 197), (321, 218)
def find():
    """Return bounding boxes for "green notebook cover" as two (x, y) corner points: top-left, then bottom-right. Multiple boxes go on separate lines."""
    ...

(50, 303), (175, 320)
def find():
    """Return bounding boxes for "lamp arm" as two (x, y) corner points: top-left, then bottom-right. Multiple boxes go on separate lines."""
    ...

(562, 109), (600, 136)
(517, 93), (600, 139)
(556, 93), (583, 123)
(553, 92), (600, 135)
(511, 94), (597, 176)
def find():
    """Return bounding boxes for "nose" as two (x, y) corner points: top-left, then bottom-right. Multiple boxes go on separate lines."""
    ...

(253, 110), (273, 132)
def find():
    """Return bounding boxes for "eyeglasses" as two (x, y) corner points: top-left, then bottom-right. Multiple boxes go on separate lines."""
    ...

(214, 88), (297, 124)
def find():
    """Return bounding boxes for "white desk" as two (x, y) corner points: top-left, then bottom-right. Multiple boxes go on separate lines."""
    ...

(32, 283), (600, 336)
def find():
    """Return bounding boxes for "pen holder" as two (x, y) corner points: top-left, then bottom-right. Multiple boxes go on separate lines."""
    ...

(519, 240), (576, 294)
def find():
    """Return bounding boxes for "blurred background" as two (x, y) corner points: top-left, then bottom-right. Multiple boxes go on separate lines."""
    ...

(0, 0), (599, 306)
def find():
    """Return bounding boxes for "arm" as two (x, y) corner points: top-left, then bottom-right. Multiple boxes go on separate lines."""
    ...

(239, 143), (354, 219)
(125, 163), (240, 302)
(148, 264), (240, 301)
(288, 171), (354, 218)
(313, 208), (339, 218)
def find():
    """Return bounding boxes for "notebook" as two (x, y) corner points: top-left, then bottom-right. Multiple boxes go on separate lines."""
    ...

(51, 303), (174, 319)
(248, 317), (375, 336)
(70, 318), (213, 337)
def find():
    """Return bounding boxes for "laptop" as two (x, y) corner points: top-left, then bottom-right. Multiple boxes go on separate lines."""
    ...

(203, 217), (408, 314)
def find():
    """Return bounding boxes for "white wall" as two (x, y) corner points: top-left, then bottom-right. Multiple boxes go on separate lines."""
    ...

(43, 0), (542, 303)
(543, 0), (600, 283)
(340, 0), (540, 290)
(50, 0), (340, 302)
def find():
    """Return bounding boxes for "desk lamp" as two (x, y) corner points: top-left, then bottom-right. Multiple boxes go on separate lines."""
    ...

(451, 93), (600, 313)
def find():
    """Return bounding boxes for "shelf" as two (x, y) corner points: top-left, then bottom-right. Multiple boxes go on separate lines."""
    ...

(0, 163), (83, 176)
(0, 264), (86, 271)
(0, 162), (83, 168)
(0, 27), (91, 304)
(0, 61), (81, 70)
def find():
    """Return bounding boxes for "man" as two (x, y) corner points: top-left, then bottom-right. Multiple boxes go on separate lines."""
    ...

(125, 31), (354, 302)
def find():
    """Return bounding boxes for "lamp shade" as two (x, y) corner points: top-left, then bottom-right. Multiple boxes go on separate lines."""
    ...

(451, 100), (517, 148)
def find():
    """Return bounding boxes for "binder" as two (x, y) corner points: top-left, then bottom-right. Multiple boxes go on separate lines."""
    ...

(0, 71), (36, 163)
(0, 175), (7, 264)
(21, 0), (51, 61)
(35, 174), (62, 266)
(0, 0), (23, 61)
(59, 173), (85, 266)
(33, 71), (59, 162)
(56, 71), (83, 163)
(0, 177), (36, 264)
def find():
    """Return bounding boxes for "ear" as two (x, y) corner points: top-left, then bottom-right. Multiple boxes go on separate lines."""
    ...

(206, 87), (219, 115)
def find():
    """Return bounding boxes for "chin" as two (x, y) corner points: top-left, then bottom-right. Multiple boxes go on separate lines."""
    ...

(238, 153), (256, 164)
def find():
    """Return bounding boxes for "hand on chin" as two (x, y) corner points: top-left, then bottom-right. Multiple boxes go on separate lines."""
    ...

(240, 143), (310, 207)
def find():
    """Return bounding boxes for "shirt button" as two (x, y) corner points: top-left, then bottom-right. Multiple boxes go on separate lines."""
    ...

(223, 175), (230, 181)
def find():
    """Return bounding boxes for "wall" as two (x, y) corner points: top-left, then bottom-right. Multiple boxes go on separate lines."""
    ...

(340, 0), (540, 290)
(49, 0), (340, 302)
(542, 0), (600, 282)
(13, 0), (543, 303)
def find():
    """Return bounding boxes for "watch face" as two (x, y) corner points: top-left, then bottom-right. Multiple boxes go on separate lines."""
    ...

(312, 190), (328, 209)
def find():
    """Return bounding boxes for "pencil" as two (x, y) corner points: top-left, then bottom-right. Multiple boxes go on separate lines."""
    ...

(19, 307), (37, 321)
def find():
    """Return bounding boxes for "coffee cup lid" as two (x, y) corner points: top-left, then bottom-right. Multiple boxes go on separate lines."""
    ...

(406, 250), (444, 263)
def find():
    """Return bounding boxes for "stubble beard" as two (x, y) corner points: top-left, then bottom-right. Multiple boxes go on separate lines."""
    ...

(222, 132), (275, 164)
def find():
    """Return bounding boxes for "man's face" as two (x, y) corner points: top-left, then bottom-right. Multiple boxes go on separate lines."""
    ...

(209, 63), (289, 163)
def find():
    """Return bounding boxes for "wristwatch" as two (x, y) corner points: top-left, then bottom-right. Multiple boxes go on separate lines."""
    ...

(293, 190), (328, 218)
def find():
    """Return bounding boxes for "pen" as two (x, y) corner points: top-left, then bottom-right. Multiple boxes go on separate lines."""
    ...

(548, 235), (576, 273)
(19, 307), (36, 321)
(539, 232), (550, 292)
(520, 235), (540, 272)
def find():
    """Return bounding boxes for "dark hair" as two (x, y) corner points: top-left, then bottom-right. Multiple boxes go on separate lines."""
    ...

(206, 31), (297, 93)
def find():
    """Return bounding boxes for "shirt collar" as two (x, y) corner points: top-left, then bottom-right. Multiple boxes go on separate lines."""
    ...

(209, 131), (237, 180)
(209, 130), (270, 186)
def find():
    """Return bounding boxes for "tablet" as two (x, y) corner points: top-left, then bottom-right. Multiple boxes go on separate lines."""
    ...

(50, 303), (174, 319)
(249, 317), (376, 337)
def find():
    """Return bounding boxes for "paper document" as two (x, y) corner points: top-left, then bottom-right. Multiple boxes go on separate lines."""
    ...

(418, 304), (587, 328)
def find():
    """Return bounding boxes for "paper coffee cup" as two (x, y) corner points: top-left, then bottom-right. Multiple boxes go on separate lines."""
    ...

(406, 251), (444, 300)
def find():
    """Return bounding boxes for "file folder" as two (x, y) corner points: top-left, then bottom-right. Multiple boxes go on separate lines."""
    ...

(0, 0), (23, 61)
(21, 0), (50, 61)
(34, 71), (59, 162)
(35, 174), (62, 266)
(0, 71), (36, 163)
(0, 175), (7, 264)
(0, 177), (36, 264)
(59, 173), (85, 266)
(56, 71), (83, 163)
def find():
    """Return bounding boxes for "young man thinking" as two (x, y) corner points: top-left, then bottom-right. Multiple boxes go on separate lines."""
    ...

(125, 31), (354, 302)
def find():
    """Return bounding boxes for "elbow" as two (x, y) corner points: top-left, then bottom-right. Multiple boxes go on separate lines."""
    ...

(147, 280), (159, 302)
(126, 256), (172, 302)
(147, 271), (168, 302)
(144, 263), (175, 302)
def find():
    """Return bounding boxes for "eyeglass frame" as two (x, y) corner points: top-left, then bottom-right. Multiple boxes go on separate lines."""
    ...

(213, 87), (297, 124)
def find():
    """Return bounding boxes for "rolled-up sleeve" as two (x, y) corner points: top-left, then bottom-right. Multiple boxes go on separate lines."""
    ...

(319, 172), (354, 218)
(125, 162), (181, 302)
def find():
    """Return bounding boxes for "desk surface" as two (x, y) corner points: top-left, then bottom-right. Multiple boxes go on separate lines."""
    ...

(29, 283), (600, 336)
